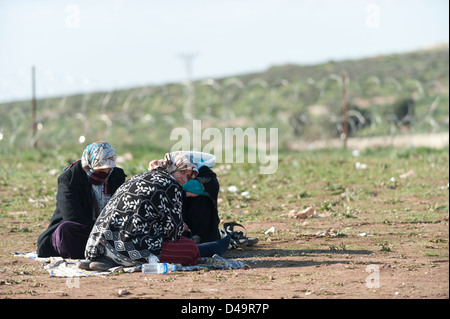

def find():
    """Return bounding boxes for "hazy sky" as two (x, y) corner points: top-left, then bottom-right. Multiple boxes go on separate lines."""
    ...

(0, 0), (448, 102)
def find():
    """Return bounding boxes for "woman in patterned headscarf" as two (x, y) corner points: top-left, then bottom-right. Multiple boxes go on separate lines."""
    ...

(81, 142), (120, 218)
(36, 142), (126, 259)
(148, 151), (198, 185)
(84, 152), (230, 270)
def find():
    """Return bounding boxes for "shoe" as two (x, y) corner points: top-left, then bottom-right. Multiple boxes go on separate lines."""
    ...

(220, 222), (259, 249)
(77, 259), (91, 270)
(89, 256), (118, 271)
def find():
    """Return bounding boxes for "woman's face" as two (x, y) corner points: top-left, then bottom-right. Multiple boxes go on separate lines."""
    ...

(82, 167), (113, 175)
(172, 170), (194, 185)
(97, 168), (112, 174)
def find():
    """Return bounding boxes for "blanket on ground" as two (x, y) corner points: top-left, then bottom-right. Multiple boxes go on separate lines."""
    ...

(12, 252), (247, 277)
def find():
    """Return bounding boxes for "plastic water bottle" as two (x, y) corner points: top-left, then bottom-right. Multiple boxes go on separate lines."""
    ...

(148, 255), (159, 263)
(142, 262), (180, 274)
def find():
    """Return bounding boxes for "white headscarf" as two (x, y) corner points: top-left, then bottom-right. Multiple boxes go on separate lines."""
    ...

(148, 151), (198, 176)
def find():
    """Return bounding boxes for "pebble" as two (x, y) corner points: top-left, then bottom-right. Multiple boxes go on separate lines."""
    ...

(118, 289), (129, 296)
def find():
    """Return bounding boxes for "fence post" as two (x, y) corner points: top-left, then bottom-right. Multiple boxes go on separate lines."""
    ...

(31, 65), (37, 148)
(342, 70), (348, 149)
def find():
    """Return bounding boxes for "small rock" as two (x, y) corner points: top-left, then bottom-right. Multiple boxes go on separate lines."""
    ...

(355, 162), (367, 170)
(49, 169), (59, 176)
(118, 289), (129, 296)
(227, 185), (238, 193)
(399, 169), (416, 179)
(291, 207), (315, 219)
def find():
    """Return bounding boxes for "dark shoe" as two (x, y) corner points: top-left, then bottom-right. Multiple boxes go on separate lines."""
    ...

(220, 222), (259, 249)
(77, 259), (91, 270)
(89, 256), (118, 271)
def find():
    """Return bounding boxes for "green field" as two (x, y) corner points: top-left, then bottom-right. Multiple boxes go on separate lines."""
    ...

(0, 145), (448, 299)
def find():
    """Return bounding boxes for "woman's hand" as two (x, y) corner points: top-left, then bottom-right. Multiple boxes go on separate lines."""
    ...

(185, 191), (200, 197)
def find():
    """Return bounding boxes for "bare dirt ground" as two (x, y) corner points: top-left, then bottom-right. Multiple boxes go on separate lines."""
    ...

(0, 212), (448, 300)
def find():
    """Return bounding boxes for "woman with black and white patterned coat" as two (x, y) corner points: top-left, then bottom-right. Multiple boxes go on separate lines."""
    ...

(84, 152), (230, 271)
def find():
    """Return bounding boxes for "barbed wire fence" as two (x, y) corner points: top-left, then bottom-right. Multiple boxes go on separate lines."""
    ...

(0, 66), (448, 152)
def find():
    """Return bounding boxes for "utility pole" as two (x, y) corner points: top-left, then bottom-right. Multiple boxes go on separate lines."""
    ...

(178, 53), (197, 121)
(342, 70), (348, 149)
(31, 65), (37, 148)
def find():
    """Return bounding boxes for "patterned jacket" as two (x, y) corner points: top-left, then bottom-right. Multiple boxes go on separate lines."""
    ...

(85, 167), (184, 266)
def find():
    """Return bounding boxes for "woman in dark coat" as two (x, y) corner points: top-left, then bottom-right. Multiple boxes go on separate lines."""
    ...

(36, 142), (126, 259)
(182, 165), (221, 243)
(181, 152), (258, 249)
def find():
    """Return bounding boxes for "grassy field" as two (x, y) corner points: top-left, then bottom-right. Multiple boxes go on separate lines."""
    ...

(0, 145), (448, 300)
(1, 46), (448, 153)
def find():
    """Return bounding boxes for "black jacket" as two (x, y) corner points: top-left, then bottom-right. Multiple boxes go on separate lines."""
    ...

(36, 161), (126, 257)
(182, 166), (221, 243)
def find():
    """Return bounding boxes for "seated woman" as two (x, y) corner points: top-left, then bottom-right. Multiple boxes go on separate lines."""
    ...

(182, 162), (221, 243)
(182, 152), (259, 249)
(84, 152), (230, 271)
(36, 141), (126, 259)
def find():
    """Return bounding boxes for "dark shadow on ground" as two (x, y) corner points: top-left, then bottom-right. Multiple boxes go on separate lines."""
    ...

(224, 248), (377, 269)
(226, 248), (373, 258)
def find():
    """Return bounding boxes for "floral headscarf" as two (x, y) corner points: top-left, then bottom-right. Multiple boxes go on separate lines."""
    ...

(81, 141), (117, 171)
(81, 141), (117, 218)
(148, 151), (198, 176)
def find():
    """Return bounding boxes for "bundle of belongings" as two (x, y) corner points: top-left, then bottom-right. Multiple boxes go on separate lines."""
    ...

(12, 251), (248, 277)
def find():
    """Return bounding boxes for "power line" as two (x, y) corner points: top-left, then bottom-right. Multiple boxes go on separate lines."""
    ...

(178, 53), (198, 120)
